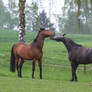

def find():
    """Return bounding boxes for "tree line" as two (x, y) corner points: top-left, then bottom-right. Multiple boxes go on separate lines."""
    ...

(0, 0), (92, 34)
(0, 0), (55, 32)
(58, 0), (92, 34)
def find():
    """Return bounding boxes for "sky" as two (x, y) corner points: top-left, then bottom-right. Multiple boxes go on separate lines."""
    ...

(3, 0), (64, 15)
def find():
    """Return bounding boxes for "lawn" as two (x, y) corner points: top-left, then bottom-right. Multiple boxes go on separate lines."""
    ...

(0, 30), (92, 92)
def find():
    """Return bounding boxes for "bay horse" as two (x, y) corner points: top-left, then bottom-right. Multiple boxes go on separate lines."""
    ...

(10, 28), (55, 79)
(51, 34), (92, 81)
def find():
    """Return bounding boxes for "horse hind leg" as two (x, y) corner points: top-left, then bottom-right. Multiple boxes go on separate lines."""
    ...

(17, 58), (24, 78)
(16, 62), (19, 72)
(32, 59), (36, 79)
(15, 56), (19, 77)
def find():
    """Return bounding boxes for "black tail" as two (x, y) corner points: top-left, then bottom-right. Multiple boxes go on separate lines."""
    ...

(10, 46), (15, 72)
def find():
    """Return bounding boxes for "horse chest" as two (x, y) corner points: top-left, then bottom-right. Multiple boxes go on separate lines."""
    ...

(28, 50), (42, 59)
(32, 50), (42, 58)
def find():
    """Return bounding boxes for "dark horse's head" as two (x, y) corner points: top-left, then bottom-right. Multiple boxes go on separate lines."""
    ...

(51, 33), (67, 42)
(51, 34), (81, 47)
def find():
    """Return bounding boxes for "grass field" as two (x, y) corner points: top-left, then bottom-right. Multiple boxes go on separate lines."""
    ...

(0, 30), (92, 92)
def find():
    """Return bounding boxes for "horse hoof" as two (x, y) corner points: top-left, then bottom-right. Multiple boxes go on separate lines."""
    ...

(70, 79), (78, 82)
(32, 77), (35, 79)
(70, 80), (73, 82)
(40, 77), (42, 80)
(18, 76), (22, 78)
(75, 80), (78, 82)
(18, 75), (22, 78)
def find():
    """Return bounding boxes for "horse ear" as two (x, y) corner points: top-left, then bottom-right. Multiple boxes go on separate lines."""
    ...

(63, 33), (66, 37)
(40, 28), (45, 31)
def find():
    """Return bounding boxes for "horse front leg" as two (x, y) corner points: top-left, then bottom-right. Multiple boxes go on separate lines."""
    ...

(38, 59), (42, 79)
(32, 59), (36, 79)
(71, 62), (78, 82)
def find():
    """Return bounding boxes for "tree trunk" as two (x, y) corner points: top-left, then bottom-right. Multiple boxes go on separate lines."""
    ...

(19, 0), (26, 42)
(77, 0), (81, 33)
(90, 0), (92, 10)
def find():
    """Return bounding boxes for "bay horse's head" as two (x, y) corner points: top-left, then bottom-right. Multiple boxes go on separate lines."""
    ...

(40, 28), (55, 38)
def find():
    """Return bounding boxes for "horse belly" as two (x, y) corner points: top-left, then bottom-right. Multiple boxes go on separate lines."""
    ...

(77, 55), (92, 64)
(18, 51), (33, 60)
(20, 50), (42, 60)
(69, 47), (92, 64)
(14, 44), (42, 60)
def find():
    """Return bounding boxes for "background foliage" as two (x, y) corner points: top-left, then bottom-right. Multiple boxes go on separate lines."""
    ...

(58, 0), (92, 34)
(0, 0), (92, 33)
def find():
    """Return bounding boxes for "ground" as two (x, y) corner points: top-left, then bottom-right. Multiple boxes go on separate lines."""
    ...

(0, 31), (92, 92)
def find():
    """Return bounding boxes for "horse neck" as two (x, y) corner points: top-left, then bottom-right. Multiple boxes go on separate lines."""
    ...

(32, 35), (45, 50)
(62, 40), (74, 53)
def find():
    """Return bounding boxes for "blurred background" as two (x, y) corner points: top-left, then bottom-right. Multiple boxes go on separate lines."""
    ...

(0, 0), (92, 34)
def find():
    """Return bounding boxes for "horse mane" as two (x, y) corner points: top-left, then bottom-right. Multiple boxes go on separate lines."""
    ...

(66, 38), (82, 47)
(33, 31), (40, 43)
(32, 28), (45, 43)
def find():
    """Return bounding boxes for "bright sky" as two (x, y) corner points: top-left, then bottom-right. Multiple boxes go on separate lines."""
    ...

(3, 0), (64, 15)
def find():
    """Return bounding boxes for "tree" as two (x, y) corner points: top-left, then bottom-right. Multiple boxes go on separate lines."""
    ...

(74, 0), (92, 33)
(19, 0), (26, 42)
(7, 0), (18, 30)
(58, 0), (92, 34)
(74, 0), (81, 33)
(33, 10), (55, 31)
(0, 0), (12, 30)
(25, 2), (38, 31)
(63, 11), (91, 34)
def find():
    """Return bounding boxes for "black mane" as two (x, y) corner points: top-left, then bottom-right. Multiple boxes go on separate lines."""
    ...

(66, 38), (82, 47)
(32, 28), (45, 43)
(63, 37), (82, 53)
(33, 31), (40, 43)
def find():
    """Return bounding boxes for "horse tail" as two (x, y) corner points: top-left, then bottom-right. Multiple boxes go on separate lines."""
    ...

(10, 45), (15, 72)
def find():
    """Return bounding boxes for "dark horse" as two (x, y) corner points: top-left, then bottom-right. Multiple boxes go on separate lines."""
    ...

(10, 28), (55, 79)
(51, 34), (92, 81)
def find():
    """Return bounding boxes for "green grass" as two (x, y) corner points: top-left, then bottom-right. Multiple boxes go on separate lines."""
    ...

(0, 77), (92, 92)
(0, 30), (92, 92)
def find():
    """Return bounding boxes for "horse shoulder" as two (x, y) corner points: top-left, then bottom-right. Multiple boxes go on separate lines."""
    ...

(33, 48), (43, 58)
(68, 47), (83, 61)
(30, 44), (43, 58)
